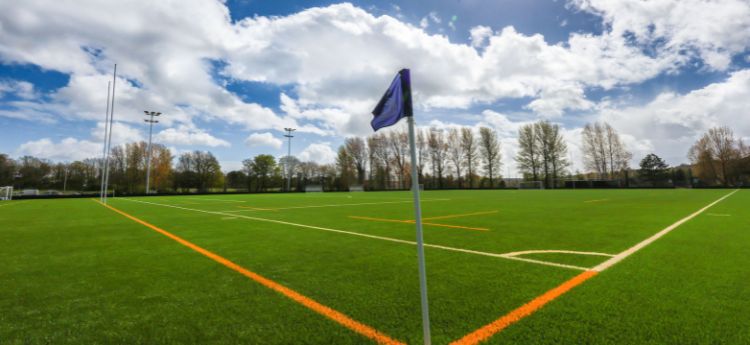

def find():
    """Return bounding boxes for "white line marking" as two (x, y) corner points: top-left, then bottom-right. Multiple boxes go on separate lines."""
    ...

(188, 198), (246, 203)
(221, 199), (451, 212)
(503, 249), (615, 257)
(117, 198), (584, 271)
(584, 199), (609, 203)
(592, 189), (739, 272)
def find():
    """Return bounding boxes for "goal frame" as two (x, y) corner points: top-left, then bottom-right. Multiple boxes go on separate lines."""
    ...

(0, 186), (13, 200)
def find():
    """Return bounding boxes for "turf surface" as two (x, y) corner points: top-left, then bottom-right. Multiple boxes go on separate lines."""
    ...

(0, 189), (746, 344)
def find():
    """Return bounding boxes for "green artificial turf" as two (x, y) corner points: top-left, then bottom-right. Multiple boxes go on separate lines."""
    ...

(0, 189), (746, 344)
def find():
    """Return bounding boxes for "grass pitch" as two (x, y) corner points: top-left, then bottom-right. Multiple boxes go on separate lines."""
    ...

(1, 189), (748, 344)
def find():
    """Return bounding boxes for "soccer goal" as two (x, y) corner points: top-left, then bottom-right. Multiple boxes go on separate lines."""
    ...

(0, 186), (13, 200)
(349, 185), (365, 192)
(304, 184), (324, 193)
(518, 181), (543, 190)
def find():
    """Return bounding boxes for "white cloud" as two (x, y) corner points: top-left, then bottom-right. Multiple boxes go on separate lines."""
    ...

(0, 79), (36, 99)
(419, 17), (429, 29)
(428, 11), (442, 24)
(155, 125), (230, 147)
(0, 0), (749, 157)
(92, 121), (143, 145)
(569, 0), (750, 71)
(298, 142), (337, 164)
(469, 25), (492, 48)
(16, 137), (101, 161)
(245, 132), (283, 149)
(596, 69), (750, 166)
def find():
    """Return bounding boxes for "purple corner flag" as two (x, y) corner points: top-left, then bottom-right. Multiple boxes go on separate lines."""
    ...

(371, 69), (413, 131)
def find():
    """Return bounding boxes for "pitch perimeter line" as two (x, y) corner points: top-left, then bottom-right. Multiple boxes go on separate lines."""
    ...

(592, 189), (739, 272)
(451, 270), (598, 345)
(118, 198), (586, 271)
(451, 189), (739, 345)
(97, 201), (404, 345)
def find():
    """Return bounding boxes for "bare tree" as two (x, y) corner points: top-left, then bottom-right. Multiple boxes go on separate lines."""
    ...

(533, 121), (568, 188)
(427, 128), (448, 188)
(446, 128), (465, 188)
(388, 129), (409, 188)
(370, 133), (392, 188)
(582, 122), (631, 178)
(460, 127), (478, 188)
(516, 124), (540, 181)
(689, 126), (741, 186)
(336, 146), (356, 190)
(604, 123), (632, 176)
(416, 128), (427, 179)
(478, 127), (502, 187)
(344, 137), (367, 185)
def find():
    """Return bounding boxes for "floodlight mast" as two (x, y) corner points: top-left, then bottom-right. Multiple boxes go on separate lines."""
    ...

(144, 111), (162, 195)
(284, 127), (296, 192)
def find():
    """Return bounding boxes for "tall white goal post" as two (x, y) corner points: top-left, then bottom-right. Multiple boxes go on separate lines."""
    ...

(0, 186), (13, 200)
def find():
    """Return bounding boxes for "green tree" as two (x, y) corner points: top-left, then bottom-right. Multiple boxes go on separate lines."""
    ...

(244, 154), (277, 192)
(639, 153), (669, 185)
(0, 154), (17, 186)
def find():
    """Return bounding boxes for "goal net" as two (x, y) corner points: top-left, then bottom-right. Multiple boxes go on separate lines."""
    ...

(0, 186), (13, 200)
(304, 184), (324, 193)
(349, 185), (365, 192)
(518, 181), (543, 190)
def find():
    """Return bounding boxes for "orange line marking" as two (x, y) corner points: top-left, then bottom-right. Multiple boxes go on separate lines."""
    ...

(421, 211), (498, 221)
(450, 270), (598, 345)
(349, 216), (489, 231)
(237, 205), (276, 211)
(98, 201), (404, 345)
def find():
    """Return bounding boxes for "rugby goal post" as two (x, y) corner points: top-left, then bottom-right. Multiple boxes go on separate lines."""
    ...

(304, 184), (324, 193)
(0, 186), (13, 200)
(518, 181), (543, 190)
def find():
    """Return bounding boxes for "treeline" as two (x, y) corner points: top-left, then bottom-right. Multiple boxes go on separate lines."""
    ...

(0, 143), (224, 194)
(2, 124), (748, 194)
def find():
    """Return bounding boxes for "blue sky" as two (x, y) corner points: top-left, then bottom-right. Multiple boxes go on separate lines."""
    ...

(1, 0), (749, 173)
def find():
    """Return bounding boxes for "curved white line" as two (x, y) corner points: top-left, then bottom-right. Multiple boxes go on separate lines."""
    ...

(503, 249), (615, 257)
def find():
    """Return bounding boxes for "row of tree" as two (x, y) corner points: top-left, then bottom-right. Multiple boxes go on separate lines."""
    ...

(1, 123), (748, 194)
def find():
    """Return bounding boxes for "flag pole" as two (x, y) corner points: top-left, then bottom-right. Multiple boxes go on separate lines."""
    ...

(407, 114), (432, 345)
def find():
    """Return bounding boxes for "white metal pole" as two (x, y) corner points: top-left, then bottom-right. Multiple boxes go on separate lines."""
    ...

(145, 114), (154, 194)
(103, 64), (117, 204)
(100, 81), (111, 202)
(63, 167), (68, 194)
(407, 115), (432, 345)
(287, 134), (292, 191)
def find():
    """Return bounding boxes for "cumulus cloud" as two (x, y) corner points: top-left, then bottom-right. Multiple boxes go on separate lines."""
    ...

(0, 0), (749, 169)
(92, 121), (143, 145)
(469, 25), (493, 48)
(596, 69), (750, 166)
(298, 142), (337, 164)
(155, 125), (230, 147)
(245, 132), (283, 149)
(0, 79), (36, 99)
(16, 137), (102, 161)
(569, 0), (750, 71)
